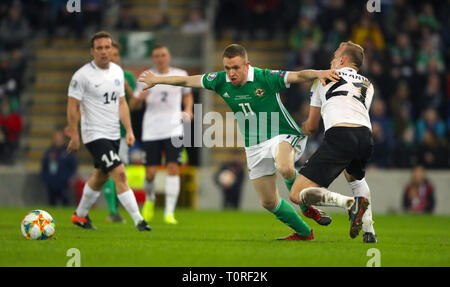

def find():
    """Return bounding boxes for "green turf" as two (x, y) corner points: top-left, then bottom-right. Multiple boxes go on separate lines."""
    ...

(0, 207), (449, 267)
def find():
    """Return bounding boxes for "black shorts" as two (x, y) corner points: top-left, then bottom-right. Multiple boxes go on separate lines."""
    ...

(85, 138), (122, 173)
(299, 126), (374, 188)
(142, 138), (182, 166)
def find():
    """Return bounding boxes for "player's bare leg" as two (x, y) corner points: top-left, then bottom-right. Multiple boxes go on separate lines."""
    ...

(275, 141), (331, 225)
(251, 174), (313, 240)
(164, 162), (180, 224)
(110, 164), (150, 231)
(142, 165), (158, 222)
(344, 170), (376, 242)
(72, 169), (109, 229)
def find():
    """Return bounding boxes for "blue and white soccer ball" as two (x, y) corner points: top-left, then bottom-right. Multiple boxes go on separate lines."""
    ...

(21, 210), (56, 240)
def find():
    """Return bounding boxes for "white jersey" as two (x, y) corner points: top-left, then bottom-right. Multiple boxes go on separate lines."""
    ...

(134, 67), (191, 141)
(310, 67), (374, 131)
(68, 61), (125, 143)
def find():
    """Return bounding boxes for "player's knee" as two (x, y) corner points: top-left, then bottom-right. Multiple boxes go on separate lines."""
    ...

(260, 198), (277, 211)
(112, 169), (127, 184)
(277, 164), (295, 180)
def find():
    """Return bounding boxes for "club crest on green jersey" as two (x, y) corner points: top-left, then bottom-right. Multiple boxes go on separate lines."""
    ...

(255, 88), (265, 98)
(207, 72), (217, 81)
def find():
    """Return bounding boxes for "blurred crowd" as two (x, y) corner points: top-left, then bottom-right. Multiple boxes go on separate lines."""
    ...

(1, 0), (448, 170)
(0, 2), (26, 164)
(214, 0), (450, 169)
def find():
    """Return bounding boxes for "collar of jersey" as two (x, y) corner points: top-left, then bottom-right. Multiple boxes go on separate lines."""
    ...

(340, 67), (357, 73)
(90, 60), (110, 71)
(225, 65), (254, 83)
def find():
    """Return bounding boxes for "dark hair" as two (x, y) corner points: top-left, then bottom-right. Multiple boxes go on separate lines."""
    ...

(90, 31), (113, 48)
(152, 44), (169, 52)
(112, 40), (121, 51)
(339, 41), (364, 69)
(222, 44), (247, 61)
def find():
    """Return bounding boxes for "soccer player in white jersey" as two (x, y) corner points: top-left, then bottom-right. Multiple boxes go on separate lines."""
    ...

(66, 31), (151, 231)
(290, 41), (377, 243)
(130, 45), (193, 224)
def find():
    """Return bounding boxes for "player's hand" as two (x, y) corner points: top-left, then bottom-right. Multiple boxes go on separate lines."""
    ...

(139, 90), (150, 100)
(138, 70), (156, 90)
(318, 69), (340, 86)
(67, 137), (80, 153)
(126, 131), (135, 147)
(181, 109), (194, 122)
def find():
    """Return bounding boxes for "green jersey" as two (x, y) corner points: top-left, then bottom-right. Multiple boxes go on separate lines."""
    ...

(120, 69), (136, 137)
(202, 66), (304, 147)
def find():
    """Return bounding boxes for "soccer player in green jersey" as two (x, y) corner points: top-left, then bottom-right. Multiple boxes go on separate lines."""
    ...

(101, 41), (137, 223)
(138, 44), (348, 240)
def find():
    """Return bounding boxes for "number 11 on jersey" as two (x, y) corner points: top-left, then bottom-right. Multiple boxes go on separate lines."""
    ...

(238, 103), (254, 116)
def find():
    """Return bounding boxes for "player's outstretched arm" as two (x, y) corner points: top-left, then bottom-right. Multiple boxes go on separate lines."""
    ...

(66, 97), (81, 153)
(287, 69), (340, 86)
(138, 70), (203, 90)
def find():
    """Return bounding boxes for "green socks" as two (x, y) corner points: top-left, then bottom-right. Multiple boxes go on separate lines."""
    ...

(284, 170), (308, 212)
(103, 178), (118, 215)
(271, 198), (311, 236)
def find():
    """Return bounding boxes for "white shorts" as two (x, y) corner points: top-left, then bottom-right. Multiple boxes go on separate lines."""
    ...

(245, 134), (307, 180)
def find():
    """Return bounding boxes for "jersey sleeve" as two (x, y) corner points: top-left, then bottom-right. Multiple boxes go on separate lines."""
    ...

(201, 72), (221, 92)
(263, 69), (290, 93)
(68, 72), (85, 100)
(309, 79), (322, 107)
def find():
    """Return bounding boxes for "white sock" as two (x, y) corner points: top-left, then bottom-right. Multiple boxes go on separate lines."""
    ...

(299, 187), (354, 209)
(144, 179), (156, 202)
(76, 184), (102, 218)
(117, 189), (144, 225)
(348, 178), (375, 234)
(164, 176), (180, 216)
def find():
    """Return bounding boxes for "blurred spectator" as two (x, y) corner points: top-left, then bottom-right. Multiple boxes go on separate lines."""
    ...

(390, 81), (414, 137)
(287, 17), (322, 69)
(244, 0), (280, 40)
(214, 0), (245, 40)
(418, 73), (444, 116)
(351, 13), (385, 51)
(0, 98), (22, 164)
(0, 53), (20, 101)
(318, 0), (347, 31)
(402, 165), (435, 213)
(416, 41), (445, 74)
(0, 4), (30, 50)
(370, 98), (393, 167)
(392, 126), (417, 168)
(416, 108), (446, 142)
(389, 33), (414, 79)
(181, 10), (209, 34)
(47, 0), (83, 40)
(324, 18), (348, 53)
(152, 12), (171, 32)
(214, 151), (245, 209)
(416, 130), (448, 169)
(115, 3), (140, 30)
(417, 3), (440, 31)
(41, 130), (77, 206)
(82, 0), (103, 32)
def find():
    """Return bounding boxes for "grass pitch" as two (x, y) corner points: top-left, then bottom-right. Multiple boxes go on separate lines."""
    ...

(0, 207), (449, 267)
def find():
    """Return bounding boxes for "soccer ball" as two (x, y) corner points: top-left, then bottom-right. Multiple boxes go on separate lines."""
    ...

(21, 210), (56, 240)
